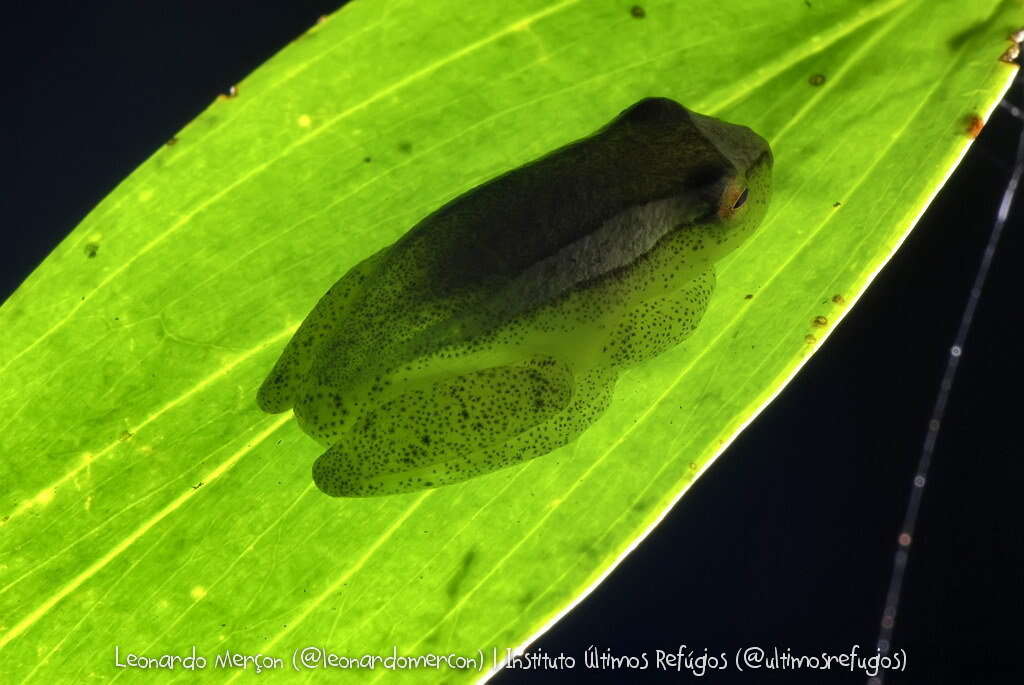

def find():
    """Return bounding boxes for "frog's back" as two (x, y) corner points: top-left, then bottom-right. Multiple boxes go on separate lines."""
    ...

(395, 98), (732, 296)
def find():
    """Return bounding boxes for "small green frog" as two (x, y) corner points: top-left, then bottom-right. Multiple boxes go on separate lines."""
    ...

(258, 97), (772, 497)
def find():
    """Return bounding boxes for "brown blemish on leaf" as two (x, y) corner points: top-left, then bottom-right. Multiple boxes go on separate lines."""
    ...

(218, 85), (239, 101)
(833, 201), (842, 208)
(964, 114), (984, 138)
(1001, 28), (1023, 63)
(397, 141), (412, 154)
(298, 15), (328, 39)
(808, 73), (826, 86)
(119, 430), (133, 442)
(630, 5), (646, 18)
(832, 294), (845, 305)
(744, 294), (753, 300)
(166, 136), (178, 146)
(84, 243), (99, 259)
(812, 315), (828, 328)
(804, 334), (816, 344)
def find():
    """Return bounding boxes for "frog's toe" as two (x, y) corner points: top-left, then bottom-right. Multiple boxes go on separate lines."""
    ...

(312, 445), (364, 497)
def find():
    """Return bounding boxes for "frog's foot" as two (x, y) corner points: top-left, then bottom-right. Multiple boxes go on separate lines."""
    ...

(312, 356), (574, 496)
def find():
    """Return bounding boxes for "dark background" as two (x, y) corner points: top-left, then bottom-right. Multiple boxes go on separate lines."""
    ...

(4, 3), (1021, 684)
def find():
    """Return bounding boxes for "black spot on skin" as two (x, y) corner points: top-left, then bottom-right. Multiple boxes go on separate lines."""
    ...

(630, 5), (645, 18)
(84, 243), (99, 258)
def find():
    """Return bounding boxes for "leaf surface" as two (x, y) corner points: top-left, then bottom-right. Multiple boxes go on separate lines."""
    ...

(1, 0), (1017, 680)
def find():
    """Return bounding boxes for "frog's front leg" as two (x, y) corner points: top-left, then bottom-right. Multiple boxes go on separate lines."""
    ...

(604, 267), (716, 368)
(312, 356), (574, 496)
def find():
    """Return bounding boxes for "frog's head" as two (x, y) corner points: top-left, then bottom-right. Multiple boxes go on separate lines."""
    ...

(615, 97), (774, 265)
(687, 107), (773, 263)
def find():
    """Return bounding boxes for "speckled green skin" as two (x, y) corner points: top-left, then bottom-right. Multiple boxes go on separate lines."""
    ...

(258, 97), (772, 497)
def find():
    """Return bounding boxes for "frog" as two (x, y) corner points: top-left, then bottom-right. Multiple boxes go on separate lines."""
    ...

(257, 97), (773, 497)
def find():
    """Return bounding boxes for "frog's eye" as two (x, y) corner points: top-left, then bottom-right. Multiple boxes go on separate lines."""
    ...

(717, 184), (749, 219)
(732, 188), (749, 209)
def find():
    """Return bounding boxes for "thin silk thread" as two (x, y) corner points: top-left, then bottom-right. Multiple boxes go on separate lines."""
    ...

(869, 80), (1024, 685)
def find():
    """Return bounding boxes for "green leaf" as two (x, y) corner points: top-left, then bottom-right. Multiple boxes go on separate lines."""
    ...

(1, 0), (1017, 680)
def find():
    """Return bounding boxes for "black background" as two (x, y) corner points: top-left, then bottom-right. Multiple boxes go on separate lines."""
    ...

(4, 3), (1021, 684)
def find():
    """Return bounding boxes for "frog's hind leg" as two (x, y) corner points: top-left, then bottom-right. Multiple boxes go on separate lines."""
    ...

(312, 356), (575, 496)
(474, 366), (618, 476)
